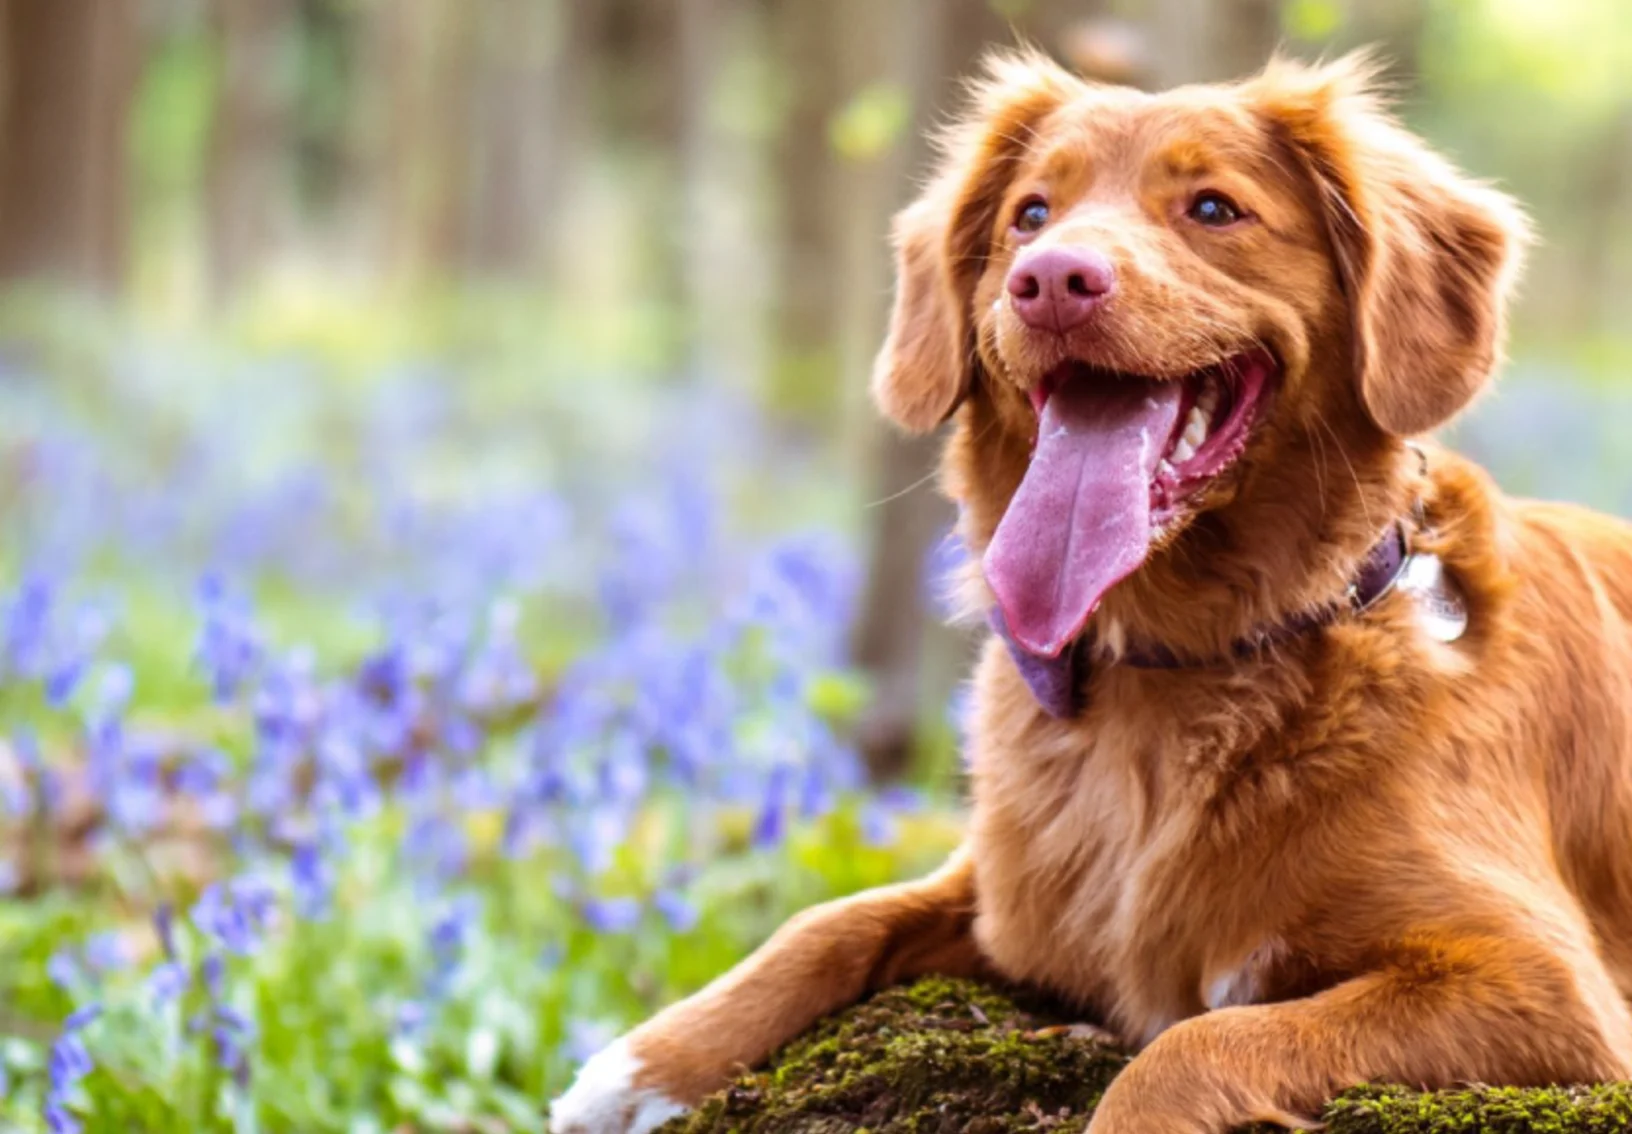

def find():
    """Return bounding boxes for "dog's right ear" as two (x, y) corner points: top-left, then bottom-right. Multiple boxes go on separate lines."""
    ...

(871, 192), (966, 432)
(871, 51), (1077, 433)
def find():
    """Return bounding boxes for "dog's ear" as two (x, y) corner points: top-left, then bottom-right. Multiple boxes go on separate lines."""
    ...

(1256, 53), (1530, 437)
(872, 52), (1077, 432)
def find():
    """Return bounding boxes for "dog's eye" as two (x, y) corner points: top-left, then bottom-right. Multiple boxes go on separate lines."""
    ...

(1013, 198), (1050, 234)
(1188, 192), (1244, 227)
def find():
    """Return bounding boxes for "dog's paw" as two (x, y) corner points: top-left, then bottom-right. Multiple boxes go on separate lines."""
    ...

(549, 1037), (690, 1134)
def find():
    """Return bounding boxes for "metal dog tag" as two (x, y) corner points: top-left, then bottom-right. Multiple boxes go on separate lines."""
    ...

(1395, 552), (1468, 643)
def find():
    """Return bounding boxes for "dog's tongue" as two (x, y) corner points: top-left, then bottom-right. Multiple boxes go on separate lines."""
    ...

(984, 378), (1184, 659)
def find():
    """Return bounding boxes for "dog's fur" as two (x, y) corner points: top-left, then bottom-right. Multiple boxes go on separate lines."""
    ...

(553, 52), (1632, 1134)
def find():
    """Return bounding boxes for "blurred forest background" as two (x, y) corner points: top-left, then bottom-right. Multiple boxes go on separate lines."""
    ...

(2, 0), (1631, 779)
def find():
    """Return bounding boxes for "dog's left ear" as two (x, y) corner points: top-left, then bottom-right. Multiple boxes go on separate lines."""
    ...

(1256, 53), (1531, 437)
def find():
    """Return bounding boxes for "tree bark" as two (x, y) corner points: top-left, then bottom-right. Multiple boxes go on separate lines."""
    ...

(204, 0), (297, 298)
(0, 0), (138, 293)
(458, 0), (578, 279)
(846, 0), (1005, 782)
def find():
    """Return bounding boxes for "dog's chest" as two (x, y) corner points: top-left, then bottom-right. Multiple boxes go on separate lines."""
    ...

(966, 666), (1303, 1044)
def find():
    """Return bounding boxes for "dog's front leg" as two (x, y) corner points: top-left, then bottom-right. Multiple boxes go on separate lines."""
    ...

(549, 847), (986, 1134)
(1087, 931), (1632, 1134)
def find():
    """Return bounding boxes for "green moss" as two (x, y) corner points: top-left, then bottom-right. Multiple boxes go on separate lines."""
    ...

(661, 978), (1632, 1134)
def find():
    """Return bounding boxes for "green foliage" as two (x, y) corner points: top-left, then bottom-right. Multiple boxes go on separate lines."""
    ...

(829, 84), (913, 164)
(0, 806), (962, 1133)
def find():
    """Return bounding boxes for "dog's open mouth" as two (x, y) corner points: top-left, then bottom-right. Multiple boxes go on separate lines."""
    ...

(985, 349), (1278, 660)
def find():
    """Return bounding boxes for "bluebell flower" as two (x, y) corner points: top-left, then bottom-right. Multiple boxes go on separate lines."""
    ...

(63, 1004), (102, 1032)
(47, 1032), (93, 1094)
(46, 950), (81, 991)
(147, 962), (189, 1007)
(44, 658), (85, 707)
(89, 663), (134, 724)
(43, 1097), (82, 1134)
(290, 842), (334, 920)
(582, 896), (642, 934)
(154, 901), (178, 960)
(653, 890), (699, 933)
(567, 807), (629, 876)
(192, 877), (277, 957)
(752, 765), (794, 849)
(393, 1000), (427, 1036)
(860, 801), (898, 848)
(199, 953), (225, 1000)
(3, 573), (53, 680)
(83, 933), (128, 975)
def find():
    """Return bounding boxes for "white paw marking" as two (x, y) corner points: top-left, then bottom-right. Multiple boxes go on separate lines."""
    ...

(550, 1037), (689, 1134)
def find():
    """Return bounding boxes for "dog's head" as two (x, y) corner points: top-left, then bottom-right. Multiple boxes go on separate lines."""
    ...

(876, 51), (1528, 663)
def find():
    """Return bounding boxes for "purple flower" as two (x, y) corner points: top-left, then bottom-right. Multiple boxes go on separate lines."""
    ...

(3, 573), (53, 679)
(194, 574), (264, 702)
(860, 802), (898, 848)
(201, 954), (226, 1000)
(290, 842), (333, 920)
(147, 962), (188, 1006)
(47, 1032), (93, 1094)
(582, 897), (642, 934)
(46, 950), (81, 991)
(154, 902), (178, 960)
(44, 1097), (82, 1134)
(63, 1004), (102, 1032)
(88, 663), (134, 723)
(44, 658), (85, 706)
(653, 890), (698, 933)
(83, 934), (128, 975)
(752, 766), (793, 849)
(394, 1000), (427, 1036)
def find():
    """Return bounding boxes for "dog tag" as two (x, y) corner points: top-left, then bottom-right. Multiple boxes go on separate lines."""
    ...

(1395, 552), (1468, 643)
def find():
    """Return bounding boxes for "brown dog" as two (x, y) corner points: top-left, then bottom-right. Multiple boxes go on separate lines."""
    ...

(552, 51), (1632, 1134)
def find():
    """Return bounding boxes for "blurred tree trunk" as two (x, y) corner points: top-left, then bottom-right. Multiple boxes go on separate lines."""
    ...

(767, 0), (840, 413)
(0, 0), (138, 293)
(352, 0), (476, 284)
(205, 0), (296, 298)
(675, 0), (764, 378)
(458, 0), (576, 278)
(847, 0), (1005, 782)
(594, 0), (686, 318)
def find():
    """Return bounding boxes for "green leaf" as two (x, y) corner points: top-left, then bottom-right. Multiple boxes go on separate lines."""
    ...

(828, 84), (912, 163)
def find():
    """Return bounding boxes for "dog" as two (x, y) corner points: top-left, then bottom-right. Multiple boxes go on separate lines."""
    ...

(552, 50), (1632, 1134)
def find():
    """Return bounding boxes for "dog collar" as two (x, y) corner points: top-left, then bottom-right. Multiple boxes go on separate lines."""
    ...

(991, 521), (1418, 719)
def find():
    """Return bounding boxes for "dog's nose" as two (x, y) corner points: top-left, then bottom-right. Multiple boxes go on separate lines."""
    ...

(1006, 247), (1116, 333)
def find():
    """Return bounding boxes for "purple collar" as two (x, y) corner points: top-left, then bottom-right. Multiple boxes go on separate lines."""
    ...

(991, 523), (1410, 718)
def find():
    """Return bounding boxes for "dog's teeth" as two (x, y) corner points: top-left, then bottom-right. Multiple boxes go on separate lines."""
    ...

(1180, 406), (1209, 449)
(1157, 459), (1176, 478)
(1170, 438), (1196, 463)
(1196, 385), (1219, 415)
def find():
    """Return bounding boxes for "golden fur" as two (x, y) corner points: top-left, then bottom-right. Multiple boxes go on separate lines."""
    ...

(553, 51), (1632, 1134)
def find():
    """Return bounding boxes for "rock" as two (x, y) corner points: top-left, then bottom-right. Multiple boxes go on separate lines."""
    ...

(662, 977), (1632, 1133)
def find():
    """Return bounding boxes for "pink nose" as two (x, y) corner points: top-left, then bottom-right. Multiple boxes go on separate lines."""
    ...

(1006, 247), (1116, 333)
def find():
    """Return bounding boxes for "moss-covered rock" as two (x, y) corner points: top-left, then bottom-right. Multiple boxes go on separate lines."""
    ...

(660, 977), (1632, 1133)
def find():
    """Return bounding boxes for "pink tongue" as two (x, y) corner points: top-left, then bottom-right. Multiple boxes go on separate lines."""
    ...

(984, 378), (1185, 658)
